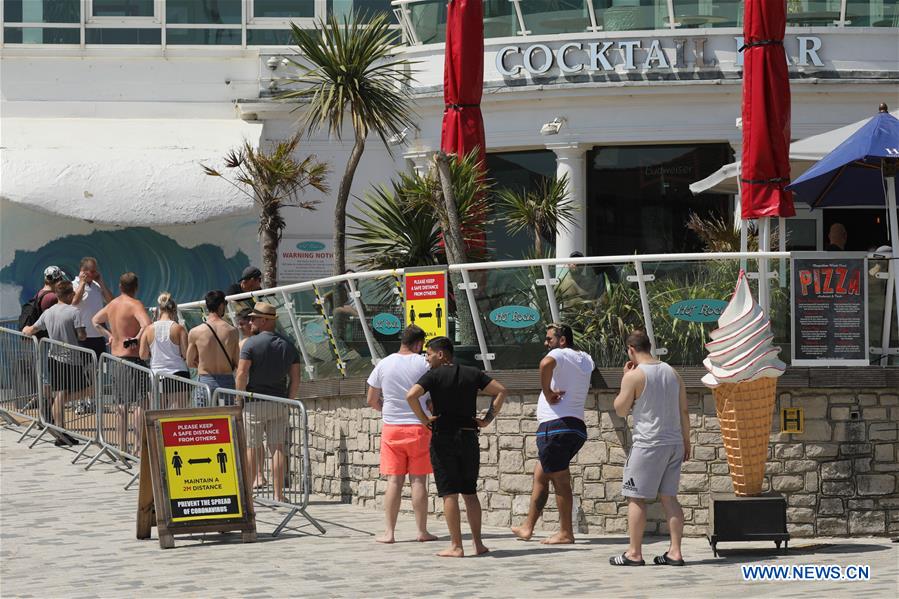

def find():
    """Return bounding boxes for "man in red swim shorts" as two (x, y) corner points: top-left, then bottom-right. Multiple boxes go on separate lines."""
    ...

(366, 325), (437, 544)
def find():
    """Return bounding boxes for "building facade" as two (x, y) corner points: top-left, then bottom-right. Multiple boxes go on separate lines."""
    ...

(2, 0), (898, 314)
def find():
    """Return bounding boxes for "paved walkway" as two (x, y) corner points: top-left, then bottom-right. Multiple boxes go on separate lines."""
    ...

(1, 427), (897, 598)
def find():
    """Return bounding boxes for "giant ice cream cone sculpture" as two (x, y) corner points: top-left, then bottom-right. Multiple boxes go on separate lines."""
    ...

(702, 271), (785, 496)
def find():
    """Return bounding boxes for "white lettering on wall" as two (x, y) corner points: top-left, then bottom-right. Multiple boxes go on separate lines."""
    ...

(798, 36), (824, 66)
(557, 42), (584, 73)
(523, 44), (553, 74)
(496, 45), (521, 76)
(587, 41), (615, 70)
(619, 40), (641, 70)
(642, 39), (669, 69)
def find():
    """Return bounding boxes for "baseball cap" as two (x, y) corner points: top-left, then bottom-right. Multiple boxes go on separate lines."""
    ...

(240, 266), (262, 281)
(43, 266), (66, 281)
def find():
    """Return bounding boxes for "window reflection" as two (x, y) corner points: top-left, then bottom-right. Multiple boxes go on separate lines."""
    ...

(167, 0), (241, 24)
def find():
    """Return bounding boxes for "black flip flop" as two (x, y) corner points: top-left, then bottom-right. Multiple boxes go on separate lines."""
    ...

(653, 552), (685, 566)
(609, 552), (645, 566)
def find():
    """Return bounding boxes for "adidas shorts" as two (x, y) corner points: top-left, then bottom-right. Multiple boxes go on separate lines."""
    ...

(621, 443), (684, 499)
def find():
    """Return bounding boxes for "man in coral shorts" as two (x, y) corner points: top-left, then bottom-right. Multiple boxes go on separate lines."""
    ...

(366, 325), (437, 544)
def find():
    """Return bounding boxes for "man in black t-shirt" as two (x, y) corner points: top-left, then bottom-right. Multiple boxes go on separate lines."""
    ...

(406, 337), (507, 558)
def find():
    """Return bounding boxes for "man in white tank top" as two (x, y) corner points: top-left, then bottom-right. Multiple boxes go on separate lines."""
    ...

(610, 330), (690, 567)
(512, 324), (594, 545)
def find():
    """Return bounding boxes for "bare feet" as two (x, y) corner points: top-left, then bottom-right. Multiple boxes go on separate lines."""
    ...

(473, 542), (490, 555)
(436, 546), (465, 558)
(541, 532), (575, 545)
(511, 525), (533, 540)
(417, 532), (438, 542)
(375, 533), (395, 544)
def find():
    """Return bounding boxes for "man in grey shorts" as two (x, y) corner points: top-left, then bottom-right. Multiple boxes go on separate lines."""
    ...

(610, 330), (690, 567)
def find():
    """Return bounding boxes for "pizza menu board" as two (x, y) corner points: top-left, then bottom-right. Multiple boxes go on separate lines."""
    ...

(791, 253), (869, 366)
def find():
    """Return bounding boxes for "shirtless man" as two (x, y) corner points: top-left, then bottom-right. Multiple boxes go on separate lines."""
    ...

(91, 272), (152, 453)
(187, 290), (239, 407)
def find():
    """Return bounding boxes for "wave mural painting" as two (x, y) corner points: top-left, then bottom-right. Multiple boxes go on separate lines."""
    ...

(0, 227), (250, 316)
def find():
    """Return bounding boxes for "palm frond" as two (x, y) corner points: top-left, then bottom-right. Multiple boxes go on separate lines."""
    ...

(278, 13), (416, 149)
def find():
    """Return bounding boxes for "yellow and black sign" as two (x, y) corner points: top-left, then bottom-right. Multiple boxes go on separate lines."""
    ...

(781, 407), (804, 434)
(405, 267), (448, 344)
(137, 406), (256, 549)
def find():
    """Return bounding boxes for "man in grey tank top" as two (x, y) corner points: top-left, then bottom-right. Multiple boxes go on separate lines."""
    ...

(609, 330), (690, 567)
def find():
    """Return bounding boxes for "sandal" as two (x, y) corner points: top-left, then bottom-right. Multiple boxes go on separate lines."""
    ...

(653, 552), (685, 566)
(609, 552), (645, 566)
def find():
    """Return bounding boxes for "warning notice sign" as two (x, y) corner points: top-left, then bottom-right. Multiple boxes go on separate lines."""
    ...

(405, 268), (448, 344)
(160, 416), (243, 522)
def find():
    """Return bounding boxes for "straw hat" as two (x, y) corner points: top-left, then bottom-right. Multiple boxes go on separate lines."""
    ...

(249, 302), (277, 319)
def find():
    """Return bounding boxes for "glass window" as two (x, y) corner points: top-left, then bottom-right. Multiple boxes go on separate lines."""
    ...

(167, 0), (241, 24)
(786, 0), (843, 26)
(3, 0), (80, 23)
(670, 0), (743, 28)
(586, 144), (733, 256)
(487, 150), (557, 260)
(845, 0), (899, 26)
(519, 0), (590, 35)
(165, 28), (241, 45)
(4, 26), (79, 43)
(406, 0), (446, 44)
(247, 28), (292, 44)
(328, 1), (394, 22)
(92, 0), (154, 17)
(253, 0), (314, 18)
(86, 27), (161, 43)
(483, 0), (518, 37)
(594, 0), (667, 31)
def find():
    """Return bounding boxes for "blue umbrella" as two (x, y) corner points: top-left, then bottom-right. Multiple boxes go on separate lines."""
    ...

(787, 105), (899, 208)
(787, 104), (899, 364)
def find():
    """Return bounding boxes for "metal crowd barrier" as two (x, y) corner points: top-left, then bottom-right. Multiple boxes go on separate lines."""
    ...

(0, 327), (43, 441)
(213, 388), (324, 536)
(156, 372), (211, 410)
(29, 338), (100, 465)
(88, 354), (156, 489)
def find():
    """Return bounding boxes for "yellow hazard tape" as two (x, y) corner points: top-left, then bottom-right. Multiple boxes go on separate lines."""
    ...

(311, 284), (346, 376)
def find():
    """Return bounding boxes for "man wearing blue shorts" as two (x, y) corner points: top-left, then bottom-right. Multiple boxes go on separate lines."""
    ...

(512, 324), (594, 544)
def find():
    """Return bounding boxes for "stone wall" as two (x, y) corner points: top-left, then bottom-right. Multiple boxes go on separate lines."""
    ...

(301, 379), (898, 538)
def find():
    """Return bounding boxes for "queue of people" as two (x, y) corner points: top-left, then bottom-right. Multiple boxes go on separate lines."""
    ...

(17, 259), (689, 565)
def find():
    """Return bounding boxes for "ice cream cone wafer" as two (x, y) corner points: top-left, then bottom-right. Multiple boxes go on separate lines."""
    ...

(713, 377), (777, 496)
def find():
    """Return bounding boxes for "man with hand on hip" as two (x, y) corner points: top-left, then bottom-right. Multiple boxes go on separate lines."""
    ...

(406, 336), (507, 558)
(366, 325), (437, 544)
(513, 323), (593, 544)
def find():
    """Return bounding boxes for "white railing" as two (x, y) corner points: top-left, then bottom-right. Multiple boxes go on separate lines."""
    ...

(178, 251), (897, 378)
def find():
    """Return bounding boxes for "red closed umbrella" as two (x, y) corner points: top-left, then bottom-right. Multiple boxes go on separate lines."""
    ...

(740, 0), (795, 218)
(441, 0), (486, 168)
(441, 0), (487, 258)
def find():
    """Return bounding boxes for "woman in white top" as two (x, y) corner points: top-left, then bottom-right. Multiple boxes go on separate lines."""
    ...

(140, 293), (189, 409)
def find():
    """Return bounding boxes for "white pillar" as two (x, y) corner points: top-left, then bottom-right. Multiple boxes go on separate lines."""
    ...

(547, 143), (587, 259)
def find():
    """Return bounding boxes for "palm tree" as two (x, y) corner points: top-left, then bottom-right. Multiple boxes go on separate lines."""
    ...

(348, 154), (491, 271)
(203, 135), (329, 287)
(279, 12), (416, 277)
(496, 173), (577, 257)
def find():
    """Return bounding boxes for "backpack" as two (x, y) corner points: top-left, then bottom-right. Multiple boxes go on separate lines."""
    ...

(18, 290), (52, 335)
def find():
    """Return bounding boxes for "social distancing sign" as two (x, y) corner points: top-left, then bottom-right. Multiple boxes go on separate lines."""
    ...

(161, 416), (242, 522)
(405, 268), (448, 344)
(137, 407), (256, 549)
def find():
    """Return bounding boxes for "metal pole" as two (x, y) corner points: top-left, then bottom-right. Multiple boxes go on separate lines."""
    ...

(884, 172), (899, 362)
(345, 277), (381, 364)
(460, 268), (493, 370)
(778, 216), (787, 288)
(632, 260), (660, 355)
(759, 216), (771, 313)
(540, 264), (561, 323)
(280, 291), (315, 377)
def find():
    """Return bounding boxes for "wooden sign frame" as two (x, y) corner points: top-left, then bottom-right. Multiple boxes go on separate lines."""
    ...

(136, 406), (256, 549)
